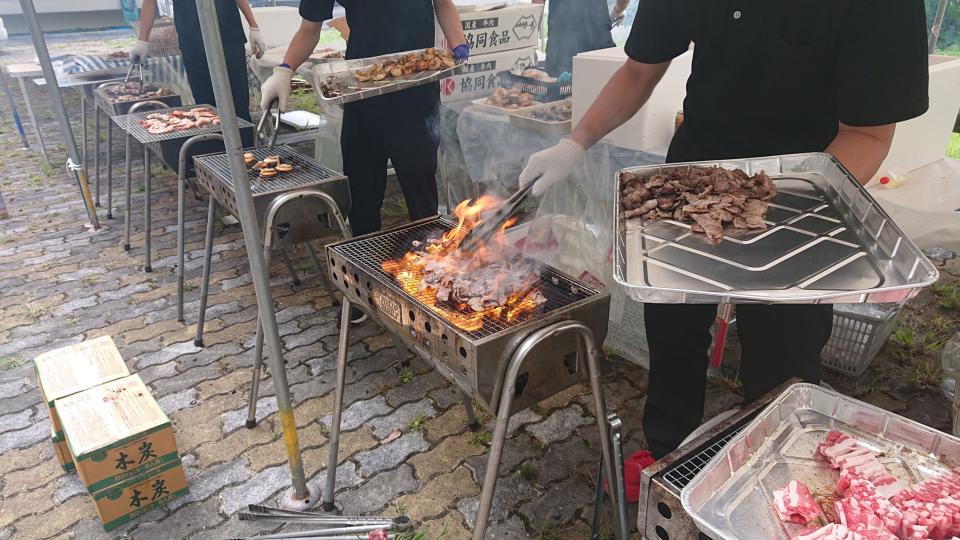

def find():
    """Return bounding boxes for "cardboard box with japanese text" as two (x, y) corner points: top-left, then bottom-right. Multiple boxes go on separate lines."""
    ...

(57, 374), (181, 494)
(34, 335), (130, 434)
(90, 457), (188, 531)
(436, 4), (543, 55)
(440, 46), (537, 102)
(52, 428), (75, 473)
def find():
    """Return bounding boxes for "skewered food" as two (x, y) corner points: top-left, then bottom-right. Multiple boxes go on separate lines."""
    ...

(138, 107), (219, 135)
(354, 48), (456, 82)
(483, 87), (540, 110)
(243, 153), (255, 165)
(619, 165), (776, 243)
(275, 163), (293, 173)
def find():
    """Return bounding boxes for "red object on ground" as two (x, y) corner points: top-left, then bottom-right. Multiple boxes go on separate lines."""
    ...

(368, 530), (388, 540)
(603, 450), (656, 503)
(775, 480), (822, 524)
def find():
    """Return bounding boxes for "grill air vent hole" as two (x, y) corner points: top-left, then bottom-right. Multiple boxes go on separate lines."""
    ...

(655, 526), (669, 540)
(408, 310), (416, 321)
(366, 281), (372, 291)
(332, 273), (338, 281)
(563, 352), (578, 375)
(458, 346), (466, 358)
(699, 534), (712, 540)
(424, 321), (432, 333)
(441, 333), (448, 343)
(657, 502), (672, 519)
(353, 273), (359, 283)
(513, 372), (529, 398)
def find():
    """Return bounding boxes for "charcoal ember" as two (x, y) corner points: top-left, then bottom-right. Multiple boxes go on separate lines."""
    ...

(619, 166), (777, 243)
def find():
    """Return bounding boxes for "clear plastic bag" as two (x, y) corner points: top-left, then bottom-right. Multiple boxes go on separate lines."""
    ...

(943, 332), (960, 402)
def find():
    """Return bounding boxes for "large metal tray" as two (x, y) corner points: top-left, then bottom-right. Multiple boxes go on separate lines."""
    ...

(681, 383), (960, 540)
(613, 153), (939, 304)
(94, 82), (182, 116)
(508, 98), (572, 135)
(311, 47), (467, 105)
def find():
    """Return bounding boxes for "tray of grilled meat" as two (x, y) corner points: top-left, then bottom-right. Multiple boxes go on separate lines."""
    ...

(94, 81), (181, 115)
(508, 98), (572, 135)
(312, 47), (466, 105)
(613, 153), (938, 304)
(682, 383), (960, 540)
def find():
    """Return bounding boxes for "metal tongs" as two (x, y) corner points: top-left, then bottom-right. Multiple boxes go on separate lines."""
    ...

(233, 505), (412, 539)
(457, 180), (536, 254)
(124, 59), (144, 96)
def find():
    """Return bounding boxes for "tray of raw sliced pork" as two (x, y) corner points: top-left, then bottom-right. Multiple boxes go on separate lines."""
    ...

(613, 153), (939, 304)
(681, 383), (960, 540)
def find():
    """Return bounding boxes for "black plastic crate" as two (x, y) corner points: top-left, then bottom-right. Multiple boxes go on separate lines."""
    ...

(497, 68), (572, 102)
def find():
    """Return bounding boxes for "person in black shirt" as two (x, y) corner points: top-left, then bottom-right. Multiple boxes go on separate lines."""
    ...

(534, 0), (631, 76)
(520, 0), (928, 459)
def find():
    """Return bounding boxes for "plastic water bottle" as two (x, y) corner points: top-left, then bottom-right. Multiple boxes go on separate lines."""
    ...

(878, 168), (908, 189)
(943, 332), (960, 402)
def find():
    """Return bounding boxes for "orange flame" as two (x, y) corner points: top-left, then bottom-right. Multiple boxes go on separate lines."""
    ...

(381, 197), (544, 333)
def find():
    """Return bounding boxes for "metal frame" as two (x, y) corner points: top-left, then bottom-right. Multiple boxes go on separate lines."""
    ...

(196, 0), (316, 508)
(323, 303), (623, 539)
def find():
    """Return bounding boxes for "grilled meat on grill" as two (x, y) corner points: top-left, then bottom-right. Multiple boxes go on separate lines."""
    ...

(103, 82), (173, 102)
(138, 107), (219, 135)
(620, 165), (777, 243)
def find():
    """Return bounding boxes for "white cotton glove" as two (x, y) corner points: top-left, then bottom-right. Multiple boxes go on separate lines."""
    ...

(260, 65), (293, 111)
(519, 138), (587, 196)
(248, 27), (266, 59)
(129, 40), (150, 64)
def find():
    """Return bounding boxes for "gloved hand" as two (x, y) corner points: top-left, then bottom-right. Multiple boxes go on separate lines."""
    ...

(452, 43), (470, 62)
(519, 138), (586, 196)
(248, 27), (266, 59)
(129, 40), (150, 64)
(260, 65), (293, 111)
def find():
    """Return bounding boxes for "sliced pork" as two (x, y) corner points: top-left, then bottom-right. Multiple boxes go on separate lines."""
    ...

(776, 480), (823, 524)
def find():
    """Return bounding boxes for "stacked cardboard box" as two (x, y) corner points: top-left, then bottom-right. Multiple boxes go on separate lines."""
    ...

(33, 336), (130, 472)
(57, 374), (188, 531)
(437, 4), (543, 102)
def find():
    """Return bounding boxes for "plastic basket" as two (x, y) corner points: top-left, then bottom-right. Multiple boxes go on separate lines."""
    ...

(953, 399), (960, 437)
(605, 284), (649, 367)
(821, 302), (902, 377)
(497, 68), (572, 102)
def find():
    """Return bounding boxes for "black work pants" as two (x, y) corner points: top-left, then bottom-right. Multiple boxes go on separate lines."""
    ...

(341, 84), (441, 236)
(642, 303), (833, 459)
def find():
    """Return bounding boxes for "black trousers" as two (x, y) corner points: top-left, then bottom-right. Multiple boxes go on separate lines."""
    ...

(642, 303), (833, 459)
(341, 84), (441, 236)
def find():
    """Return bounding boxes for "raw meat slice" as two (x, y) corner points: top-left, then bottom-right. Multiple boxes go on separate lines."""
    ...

(775, 480), (822, 524)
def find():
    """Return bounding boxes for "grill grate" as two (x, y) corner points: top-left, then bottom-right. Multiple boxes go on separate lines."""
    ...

(662, 419), (751, 491)
(194, 145), (342, 196)
(95, 82), (180, 116)
(331, 218), (597, 340)
(112, 105), (252, 143)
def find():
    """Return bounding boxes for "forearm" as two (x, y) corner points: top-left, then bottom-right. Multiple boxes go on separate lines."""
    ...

(235, 0), (258, 28)
(435, 0), (467, 47)
(281, 21), (324, 70)
(569, 60), (669, 149)
(824, 123), (896, 184)
(615, 0), (631, 12)
(138, 0), (158, 41)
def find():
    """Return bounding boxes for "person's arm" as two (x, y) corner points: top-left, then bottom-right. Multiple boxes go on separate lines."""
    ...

(825, 123), (896, 184)
(434, 0), (467, 51)
(138, 0), (158, 41)
(569, 59), (671, 149)
(281, 20), (325, 71)
(235, 0), (258, 28)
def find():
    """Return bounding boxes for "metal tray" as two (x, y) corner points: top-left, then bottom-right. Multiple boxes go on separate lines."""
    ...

(508, 99), (572, 135)
(613, 153), (939, 304)
(94, 82), (182, 116)
(311, 47), (466, 105)
(681, 383), (960, 540)
(470, 97), (541, 116)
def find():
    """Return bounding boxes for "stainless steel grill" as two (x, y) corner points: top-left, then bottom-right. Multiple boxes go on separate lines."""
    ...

(113, 104), (251, 144)
(661, 422), (748, 491)
(193, 144), (349, 231)
(94, 81), (182, 116)
(327, 216), (609, 413)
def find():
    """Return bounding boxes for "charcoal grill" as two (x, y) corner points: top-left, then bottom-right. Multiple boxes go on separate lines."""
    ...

(191, 144), (350, 428)
(93, 82), (181, 220)
(637, 381), (793, 540)
(112, 104), (252, 272)
(323, 217), (620, 539)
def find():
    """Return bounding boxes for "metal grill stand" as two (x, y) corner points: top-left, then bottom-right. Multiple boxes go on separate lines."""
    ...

(324, 301), (623, 539)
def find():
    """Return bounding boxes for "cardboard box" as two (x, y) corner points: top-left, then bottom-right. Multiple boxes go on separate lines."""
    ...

(440, 46), (538, 103)
(52, 428), (75, 473)
(436, 4), (543, 56)
(90, 457), (188, 531)
(57, 374), (181, 494)
(34, 335), (129, 434)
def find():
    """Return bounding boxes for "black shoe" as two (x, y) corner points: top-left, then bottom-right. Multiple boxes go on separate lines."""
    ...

(349, 307), (368, 325)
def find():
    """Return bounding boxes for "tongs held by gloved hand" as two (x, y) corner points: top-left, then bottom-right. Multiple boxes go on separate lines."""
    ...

(124, 60), (144, 96)
(457, 179), (537, 254)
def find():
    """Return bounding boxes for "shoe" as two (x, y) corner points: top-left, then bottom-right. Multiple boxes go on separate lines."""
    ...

(349, 307), (368, 325)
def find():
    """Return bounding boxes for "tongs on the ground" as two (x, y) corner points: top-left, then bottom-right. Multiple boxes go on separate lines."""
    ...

(457, 180), (536, 254)
(234, 505), (412, 539)
(124, 60), (144, 95)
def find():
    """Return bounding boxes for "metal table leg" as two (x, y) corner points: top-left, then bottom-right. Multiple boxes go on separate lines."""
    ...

(280, 248), (301, 287)
(17, 76), (48, 163)
(143, 144), (152, 272)
(124, 130), (132, 250)
(106, 119), (113, 219)
(324, 299), (353, 511)
(80, 92), (87, 177)
(306, 243), (339, 306)
(463, 396), (480, 431)
(245, 246), (272, 429)
(195, 197), (217, 348)
(0, 67), (29, 148)
(94, 104), (101, 207)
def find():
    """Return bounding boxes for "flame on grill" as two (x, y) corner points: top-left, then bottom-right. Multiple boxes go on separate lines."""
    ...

(381, 197), (544, 332)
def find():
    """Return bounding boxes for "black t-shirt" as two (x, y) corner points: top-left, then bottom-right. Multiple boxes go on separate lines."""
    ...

(625, 0), (929, 163)
(172, 0), (246, 52)
(299, 0), (436, 60)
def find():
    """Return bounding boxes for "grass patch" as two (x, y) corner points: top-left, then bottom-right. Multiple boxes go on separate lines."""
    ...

(81, 274), (100, 286)
(288, 89), (323, 115)
(66, 315), (81, 326)
(949, 133), (960, 160)
(22, 304), (50, 319)
(533, 524), (560, 540)
(398, 367), (416, 384)
(183, 281), (197, 292)
(0, 356), (25, 370)
(408, 412), (427, 432)
(0, 237), (12, 245)
(471, 430), (493, 447)
(518, 461), (539, 482)
(933, 281), (960, 311)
